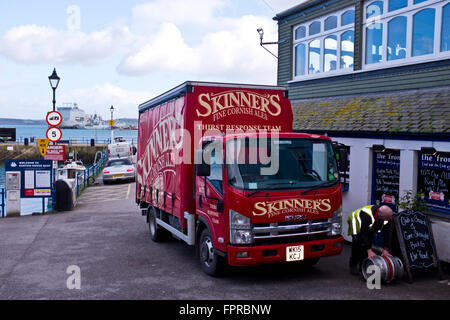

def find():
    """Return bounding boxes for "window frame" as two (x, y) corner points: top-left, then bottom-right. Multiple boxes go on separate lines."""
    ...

(362, 0), (450, 71)
(292, 6), (356, 80)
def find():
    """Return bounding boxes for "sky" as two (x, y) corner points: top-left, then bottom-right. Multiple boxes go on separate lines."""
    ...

(0, 0), (304, 120)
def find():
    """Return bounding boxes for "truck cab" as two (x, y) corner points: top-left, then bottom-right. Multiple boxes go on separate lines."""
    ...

(193, 132), (344, 274)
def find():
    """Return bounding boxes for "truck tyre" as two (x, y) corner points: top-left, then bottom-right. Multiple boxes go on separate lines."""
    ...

(148, 207), (165, 242)
(199, 229), (226, 276)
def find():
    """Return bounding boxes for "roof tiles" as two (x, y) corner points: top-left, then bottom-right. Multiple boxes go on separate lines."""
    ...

(291, 86), (450, 133)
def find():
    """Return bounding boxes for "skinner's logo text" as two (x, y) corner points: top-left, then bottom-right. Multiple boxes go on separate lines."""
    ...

(253, 198), (332, 218)
(196, 90), (282, 121)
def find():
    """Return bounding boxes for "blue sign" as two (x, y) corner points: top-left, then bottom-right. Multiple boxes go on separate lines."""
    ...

(371, 149), (401, 211)
(5, 160), (53, 198)
(418, 152), (450, 213)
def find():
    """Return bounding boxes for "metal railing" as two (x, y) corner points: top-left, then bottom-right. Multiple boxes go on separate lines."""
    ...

(5, 137), (136, 146)
(75, 150), (108, 198)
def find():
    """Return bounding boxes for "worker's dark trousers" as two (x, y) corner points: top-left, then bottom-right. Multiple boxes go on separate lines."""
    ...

(349, 235), (369, 269)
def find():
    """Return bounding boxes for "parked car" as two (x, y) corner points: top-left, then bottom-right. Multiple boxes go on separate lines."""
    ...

(102, 158), (135, 184)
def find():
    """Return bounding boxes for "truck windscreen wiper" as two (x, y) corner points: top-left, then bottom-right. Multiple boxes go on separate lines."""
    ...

(301, 181), (337, 195)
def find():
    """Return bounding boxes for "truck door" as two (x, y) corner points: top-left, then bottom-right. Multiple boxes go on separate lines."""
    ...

(196, 144), (226, 251)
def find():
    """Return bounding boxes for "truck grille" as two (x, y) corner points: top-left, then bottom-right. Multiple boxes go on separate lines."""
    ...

(253, 219), (331, 240)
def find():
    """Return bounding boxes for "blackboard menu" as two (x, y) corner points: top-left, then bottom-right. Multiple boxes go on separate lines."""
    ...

(372, 149), (400, 209)
(394, 210), (442, 283)
(417, 152), (450, 213)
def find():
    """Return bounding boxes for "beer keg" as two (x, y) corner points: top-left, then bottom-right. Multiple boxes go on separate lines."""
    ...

(362, 255), (404, 283)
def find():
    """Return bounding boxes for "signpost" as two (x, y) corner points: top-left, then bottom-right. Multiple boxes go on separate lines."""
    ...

(44, 145), (66, 161)
(394, 210), (444, 283)
(37, 139), (49, 156)
(46, 127), (62, 143)
(5, 160), (53, 215)
(46, 111), (63, 127)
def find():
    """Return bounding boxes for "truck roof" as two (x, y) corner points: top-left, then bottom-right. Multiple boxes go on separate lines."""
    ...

(202, 132), (332, 142)
(139, 81), (288, 113)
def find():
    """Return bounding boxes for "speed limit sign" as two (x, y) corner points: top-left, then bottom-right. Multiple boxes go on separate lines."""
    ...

(46, 127), (62, 143)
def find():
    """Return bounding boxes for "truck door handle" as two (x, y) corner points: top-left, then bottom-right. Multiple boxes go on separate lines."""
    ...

(199, 194), (202, 208)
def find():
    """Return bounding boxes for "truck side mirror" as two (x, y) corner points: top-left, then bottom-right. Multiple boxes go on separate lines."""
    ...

(216, 199), (224, 213)
(132, 146), (137, 155)
(196, 163), (211, 177)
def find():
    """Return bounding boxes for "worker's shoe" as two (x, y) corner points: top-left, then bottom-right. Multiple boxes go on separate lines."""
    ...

(349, 264), (359, 276)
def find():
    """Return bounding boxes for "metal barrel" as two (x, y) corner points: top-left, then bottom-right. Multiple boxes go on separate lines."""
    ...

(362, 255), (404, 283)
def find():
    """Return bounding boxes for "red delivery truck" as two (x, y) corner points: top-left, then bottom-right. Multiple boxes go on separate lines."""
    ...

(136, 81), (345, 276)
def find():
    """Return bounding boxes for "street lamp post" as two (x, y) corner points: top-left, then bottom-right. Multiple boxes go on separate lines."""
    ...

(110, 105), (114, 143)
(48, 68), (60, 112)
(48, 68), (60, 213)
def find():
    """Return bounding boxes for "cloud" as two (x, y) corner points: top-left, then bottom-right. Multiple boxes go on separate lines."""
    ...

(118, 15), (278, 84)
(60, 83), (150, 118)
(132, 0), (226, 29)
(0, 25), (132, 65)
(265, 0), (309, 14)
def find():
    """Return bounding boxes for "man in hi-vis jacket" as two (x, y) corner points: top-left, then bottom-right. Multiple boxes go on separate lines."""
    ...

(347, 205), (394, 275)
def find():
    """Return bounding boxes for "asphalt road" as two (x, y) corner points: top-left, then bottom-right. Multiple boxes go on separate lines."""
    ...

(0, 182), (448, 300)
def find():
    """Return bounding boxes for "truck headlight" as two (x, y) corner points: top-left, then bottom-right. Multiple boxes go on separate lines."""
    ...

(230, 210), (254, 245)
(328, 206), (342, 236)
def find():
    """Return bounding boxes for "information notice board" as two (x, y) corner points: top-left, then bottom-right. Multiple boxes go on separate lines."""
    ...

(417, 151), (450, 214)
(372, 149), (400, 210)
(5, 160), (53, 198)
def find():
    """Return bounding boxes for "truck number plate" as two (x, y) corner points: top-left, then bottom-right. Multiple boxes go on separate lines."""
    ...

(286, 245), (304, 262)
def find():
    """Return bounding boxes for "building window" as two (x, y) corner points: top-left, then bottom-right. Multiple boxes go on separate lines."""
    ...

(292, 6), (355, 80)
(309, 39), (321, 74)
(309, 21), (321, 36)
(295, 43), (306, 76)
(295, 26), (306, 40)
(363, 0), (450, 69)
(325, 16), (337, 31)
(442, 4), (450, 52)
(341, 30), (354, 68)
(341, 10), (355, 26)
(324, 35), (338, 72)
(367, 1), (384, 18)
(366, 23), (383, 64)
(413, 8), (436, 56)
(388, 16), (407, 60)
(389, 0), (408, 12)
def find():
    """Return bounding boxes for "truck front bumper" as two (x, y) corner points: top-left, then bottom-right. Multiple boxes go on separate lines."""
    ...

(227, 236), (344, 267)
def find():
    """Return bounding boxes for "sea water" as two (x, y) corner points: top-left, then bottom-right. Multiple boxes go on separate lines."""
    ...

(0, 125), (138, 217)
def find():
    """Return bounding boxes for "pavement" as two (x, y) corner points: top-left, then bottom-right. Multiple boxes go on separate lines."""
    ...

(0, 182), (449, 300)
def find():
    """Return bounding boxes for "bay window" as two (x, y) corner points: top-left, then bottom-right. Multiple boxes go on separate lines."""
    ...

(363, 0), (450, 68)
(293, 7), (355, 79)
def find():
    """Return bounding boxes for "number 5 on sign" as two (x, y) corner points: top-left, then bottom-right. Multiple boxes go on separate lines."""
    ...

(46, 127), (62, 143)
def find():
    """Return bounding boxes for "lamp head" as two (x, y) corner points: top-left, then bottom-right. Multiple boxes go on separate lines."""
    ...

(48, 68), (60, 90)
(257, 28), (264, 40)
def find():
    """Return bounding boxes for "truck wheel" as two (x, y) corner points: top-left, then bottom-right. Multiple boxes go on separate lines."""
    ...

(199, 229), (226, 276)
(148, 207), (165, 242)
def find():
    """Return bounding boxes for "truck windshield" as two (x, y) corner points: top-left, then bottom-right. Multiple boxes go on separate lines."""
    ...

(226, 138), (339, 191)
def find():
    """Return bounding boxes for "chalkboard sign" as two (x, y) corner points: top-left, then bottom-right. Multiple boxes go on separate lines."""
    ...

(394, 210), (443, 283)
(417, 152), (450, 213)
(372, 149), (400, 210)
